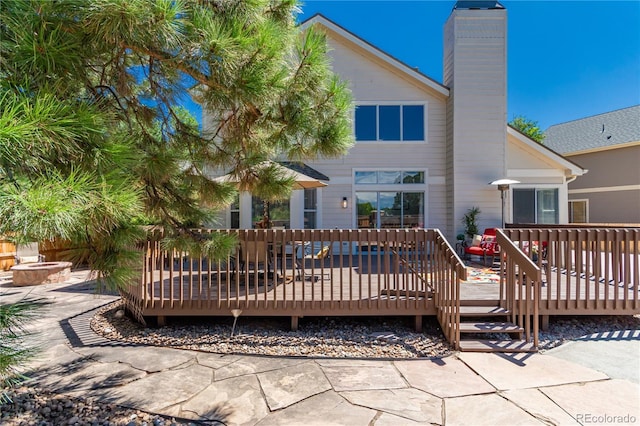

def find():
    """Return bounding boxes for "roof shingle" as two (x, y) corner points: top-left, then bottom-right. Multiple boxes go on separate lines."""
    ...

(544, 105), (640, 154)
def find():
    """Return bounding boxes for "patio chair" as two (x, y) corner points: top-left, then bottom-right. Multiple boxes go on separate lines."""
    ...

(15, 242), (45, 265)
(295, 243), (332, 281)
(238, 240), (272, 276)
(464, 228), (499, 266)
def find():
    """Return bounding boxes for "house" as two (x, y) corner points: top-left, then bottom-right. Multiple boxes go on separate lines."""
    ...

(207, 1), (587, 241)
(544, 105), (640, 224)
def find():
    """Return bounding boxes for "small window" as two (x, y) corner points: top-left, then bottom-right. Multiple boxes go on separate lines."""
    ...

(230, 195), (240, 229)
(379, 106), (401, 140)
(355, 106), (377, 141)
(569, 200), (588, 223)
(303, 189), (317, 229)
(402, 105), (425, 141)
(355, 170), (425, 185)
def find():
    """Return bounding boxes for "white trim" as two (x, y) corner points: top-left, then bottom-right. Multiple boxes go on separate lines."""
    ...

(290, 190), (304, 229)
(300, 16), (450, 97)
(508, 169), (565, 178)
(569, 184), (640, 194)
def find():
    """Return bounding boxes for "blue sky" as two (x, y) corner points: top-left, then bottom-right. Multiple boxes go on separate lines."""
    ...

(296, 0), (640, 130)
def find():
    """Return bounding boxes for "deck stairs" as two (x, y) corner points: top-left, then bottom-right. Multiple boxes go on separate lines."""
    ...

(457, 305), (537, 353)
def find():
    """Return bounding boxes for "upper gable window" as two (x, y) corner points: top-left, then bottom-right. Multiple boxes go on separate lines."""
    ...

(355, 104), (425, 142)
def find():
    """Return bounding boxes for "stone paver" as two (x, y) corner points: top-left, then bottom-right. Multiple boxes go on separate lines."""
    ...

(540, 379), (640, 425)
(445, 393), (545, 425)
(257, 362), (331, 410)
(101, 364), (213, 412)
(501, 388), (581, 425)
(196, 352), (241, 369)
(322, 363), (407, 391)
(341, 388), (442, 423)
(181, 375), (269, 425)
(214, 355), (306, 381)
(395, 357), (495, 397)
(3, 272), (640, 426)
(31, 360), (146, 395)
(77, 345), (196, 373)
(255, 390), (377, 426)
(458, 351), (608, 390)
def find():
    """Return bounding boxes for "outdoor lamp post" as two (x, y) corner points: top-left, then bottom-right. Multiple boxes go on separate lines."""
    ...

(489, 179), (520, 228)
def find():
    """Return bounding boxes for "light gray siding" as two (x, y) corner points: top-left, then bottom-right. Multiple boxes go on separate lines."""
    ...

(304, 33), (449, 230)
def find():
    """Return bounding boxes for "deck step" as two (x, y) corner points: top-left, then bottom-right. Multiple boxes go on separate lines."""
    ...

(459, 339), (537, 353)
(459, 322), (524, 333)
(459, 306), (510, 316)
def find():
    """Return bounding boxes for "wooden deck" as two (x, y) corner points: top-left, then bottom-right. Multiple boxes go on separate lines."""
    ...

(138, 253), (437, 316)
(120, 227), (639, 350)
(137, 254), (638, 314)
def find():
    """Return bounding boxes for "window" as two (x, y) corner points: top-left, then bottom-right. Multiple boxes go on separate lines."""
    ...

(513, 188), (559, 224)
(354, 171), (424, 185)
(355, 105), (425, 142)
(569, 200), (588, 223)
(230, 195), (240, 229)
(356, 192), (424, 229)
(303, 189), (317, 229)
(252, 197), (290, 228)
(354, 170), (426, 229)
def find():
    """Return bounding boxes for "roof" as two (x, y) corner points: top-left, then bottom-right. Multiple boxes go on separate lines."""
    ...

(299, 14), (449, 97)
(453, 1), (505, 10)
(544, 105), (640, 155)
(279, 162), (330, 181)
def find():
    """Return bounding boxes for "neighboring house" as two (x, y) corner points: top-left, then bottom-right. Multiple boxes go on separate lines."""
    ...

(544, 105), (640, 224)
(206, 1), (587, 241)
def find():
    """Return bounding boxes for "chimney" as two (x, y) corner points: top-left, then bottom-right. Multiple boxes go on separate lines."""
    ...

(444, 1), (507, 235)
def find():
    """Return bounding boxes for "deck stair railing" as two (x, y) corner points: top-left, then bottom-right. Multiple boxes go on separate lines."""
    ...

(431, 229), (467, 349)
(455, 230), (540, 353)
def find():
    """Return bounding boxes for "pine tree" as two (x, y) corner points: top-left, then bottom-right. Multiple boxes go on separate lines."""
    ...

(0, 0), (353, 290)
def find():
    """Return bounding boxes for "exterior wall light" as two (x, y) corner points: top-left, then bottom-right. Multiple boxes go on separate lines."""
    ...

(342, 197), (348, 209)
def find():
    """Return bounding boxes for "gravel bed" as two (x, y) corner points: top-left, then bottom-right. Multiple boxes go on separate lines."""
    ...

(89, 301), (640, 356)
(0, 387), (201, 425)
(90, 301), (454, 359)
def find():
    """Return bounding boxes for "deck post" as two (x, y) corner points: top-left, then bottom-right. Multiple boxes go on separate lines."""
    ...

(540, 315), (549, 331)
(291, 316), (299, 331)
(157, 316), (166, 327)
(414, 315), (423, 333)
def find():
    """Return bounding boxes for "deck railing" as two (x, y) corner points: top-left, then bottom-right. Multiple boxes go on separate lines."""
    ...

(123, 228), (466, 331)
(504, 228), (639, 316)
(496, 230), (541, 347)
(431, 229), (467, 348)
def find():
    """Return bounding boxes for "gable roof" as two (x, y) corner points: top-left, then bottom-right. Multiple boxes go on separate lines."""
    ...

(507, 126), (587, 177)
(544, 105), (640, 155)
(299, 14), (449, 97)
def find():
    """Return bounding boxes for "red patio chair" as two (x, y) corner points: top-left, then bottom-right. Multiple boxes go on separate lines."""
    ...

(464, 228), (500, 266)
